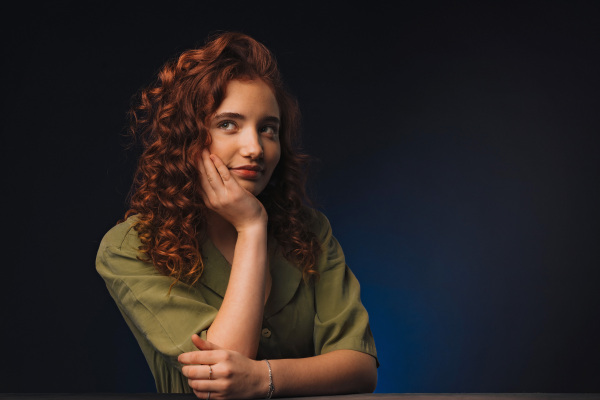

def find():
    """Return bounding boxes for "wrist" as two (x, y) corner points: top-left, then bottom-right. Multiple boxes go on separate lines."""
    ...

(264, 359), (275, 399)
(251, 359), (274, 399)
(235, 219), (267, 236)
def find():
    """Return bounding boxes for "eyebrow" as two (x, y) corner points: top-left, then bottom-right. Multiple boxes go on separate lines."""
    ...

(213, 112), (280, 125)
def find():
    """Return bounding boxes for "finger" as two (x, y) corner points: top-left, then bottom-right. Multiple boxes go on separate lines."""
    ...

(202, 149), (225, 188)
(190, 386), (212, 399)
(192, 388), (222, 400)
(188, 379), (223, 393)
(209, 154), (232, 182)
(192, 334), (223, 351)
(192, 389), (209, 400)
(197, 152), (217, 198)
(181, 364), (213, 380)
(178, 350), (223, 365)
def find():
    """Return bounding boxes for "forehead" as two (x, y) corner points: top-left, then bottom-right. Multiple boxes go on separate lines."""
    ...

(216, 79), (280, 116)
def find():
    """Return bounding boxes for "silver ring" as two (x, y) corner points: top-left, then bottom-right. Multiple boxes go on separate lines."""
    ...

(208, 365), (212, 380)
(207, 392), (211, 400)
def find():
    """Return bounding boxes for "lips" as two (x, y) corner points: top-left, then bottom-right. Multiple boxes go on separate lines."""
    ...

(230, 165), (264, 180)
(231, 165), (264, 172)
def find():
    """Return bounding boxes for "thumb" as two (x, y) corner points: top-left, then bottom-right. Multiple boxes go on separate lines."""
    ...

(191, 334), (222, 351)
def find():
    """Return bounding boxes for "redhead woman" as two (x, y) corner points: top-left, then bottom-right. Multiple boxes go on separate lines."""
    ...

(96, 32), (378, 399)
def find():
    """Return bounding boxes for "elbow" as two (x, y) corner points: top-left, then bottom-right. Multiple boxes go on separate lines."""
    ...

(362, 365), (378, 393)
(353, 355), (377, 393)
(339, 351), (378, 393)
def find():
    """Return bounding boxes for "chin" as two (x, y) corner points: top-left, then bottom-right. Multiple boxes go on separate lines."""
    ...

(231, 175), (268, 196)
(250, 187), (266, 196)
(241, 182), (265, 196)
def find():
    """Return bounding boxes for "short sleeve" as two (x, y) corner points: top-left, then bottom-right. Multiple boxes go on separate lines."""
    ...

(311, 211), (379, 366)
(95, 219), (218, 369)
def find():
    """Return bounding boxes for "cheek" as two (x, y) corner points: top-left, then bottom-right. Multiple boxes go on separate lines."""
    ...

(207, 139), (230, 160)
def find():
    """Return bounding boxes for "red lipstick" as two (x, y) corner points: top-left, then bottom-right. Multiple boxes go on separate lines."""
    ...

(230, 165), (263, 180)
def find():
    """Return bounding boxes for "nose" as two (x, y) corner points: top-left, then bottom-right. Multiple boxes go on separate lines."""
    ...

(239, 127), (264, 160)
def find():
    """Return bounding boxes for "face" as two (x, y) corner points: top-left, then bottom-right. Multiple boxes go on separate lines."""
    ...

(207, 79), (281, 196)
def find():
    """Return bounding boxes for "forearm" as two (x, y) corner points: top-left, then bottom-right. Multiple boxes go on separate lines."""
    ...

(206, 225), (268, 358)
(268, 350), (377, 397)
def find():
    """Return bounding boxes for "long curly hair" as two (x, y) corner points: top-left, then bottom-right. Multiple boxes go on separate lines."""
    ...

(123, 32), (321, 287)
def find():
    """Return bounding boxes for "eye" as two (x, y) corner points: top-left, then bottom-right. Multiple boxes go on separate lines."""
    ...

(217, 120), (237, 131)
(260, 125), (279, 138)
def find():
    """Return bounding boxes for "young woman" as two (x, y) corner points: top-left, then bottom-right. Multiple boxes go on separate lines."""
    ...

(96, 31), (378, 399)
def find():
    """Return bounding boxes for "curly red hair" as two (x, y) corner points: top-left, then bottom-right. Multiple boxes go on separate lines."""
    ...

(123, 32), (321, 287)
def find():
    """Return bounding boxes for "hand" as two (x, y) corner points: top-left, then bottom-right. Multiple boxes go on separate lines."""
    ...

(198, 149), (267, 232)
(179, 334), (268, 399)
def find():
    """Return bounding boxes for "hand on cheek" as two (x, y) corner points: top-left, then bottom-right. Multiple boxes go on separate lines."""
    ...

(198, 149), (267, 232)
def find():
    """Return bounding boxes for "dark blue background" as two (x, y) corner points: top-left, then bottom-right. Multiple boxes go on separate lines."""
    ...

(2, 0), (598, 393)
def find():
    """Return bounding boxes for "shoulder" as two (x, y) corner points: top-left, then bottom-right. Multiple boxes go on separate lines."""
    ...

(303, 207), (333, 244)
(97, 215), (142, 258)
(96, 214), (159, 280)
(302, 208), (346, 272)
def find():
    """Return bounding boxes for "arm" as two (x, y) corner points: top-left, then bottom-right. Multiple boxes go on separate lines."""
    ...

(198, 150), (269, 358)
(95, 220), (220, 369)
(206, 224), (268, 358)
(179, 211), (379, 398)
(267, 349), (377, 396)
(179, 335), (377, 399)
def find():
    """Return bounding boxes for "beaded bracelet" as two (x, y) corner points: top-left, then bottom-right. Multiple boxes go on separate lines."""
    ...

(264, 359), (275, 399)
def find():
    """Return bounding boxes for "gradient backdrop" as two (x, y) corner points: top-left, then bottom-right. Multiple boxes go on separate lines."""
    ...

(2, 1), (599, 394)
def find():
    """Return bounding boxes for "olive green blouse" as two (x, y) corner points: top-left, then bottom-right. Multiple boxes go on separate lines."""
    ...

(96, 210), (377, 393)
